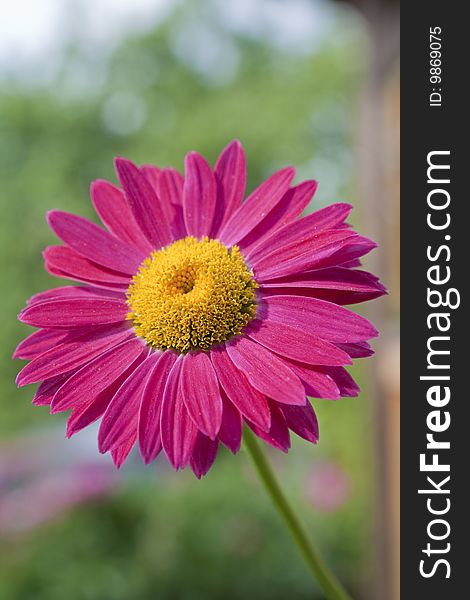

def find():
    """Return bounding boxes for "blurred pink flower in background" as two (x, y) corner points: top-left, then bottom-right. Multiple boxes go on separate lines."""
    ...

(303, 461), (351, 512)
(0, 428), (117, 537)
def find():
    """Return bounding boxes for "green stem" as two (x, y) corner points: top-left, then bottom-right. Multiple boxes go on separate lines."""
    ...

(243, 427), (354, 600)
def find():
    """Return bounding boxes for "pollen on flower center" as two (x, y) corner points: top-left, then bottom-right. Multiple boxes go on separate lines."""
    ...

(127, 236), (258, 353)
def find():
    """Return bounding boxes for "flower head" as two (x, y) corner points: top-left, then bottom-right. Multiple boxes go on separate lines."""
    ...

(14, 141), (386, 477)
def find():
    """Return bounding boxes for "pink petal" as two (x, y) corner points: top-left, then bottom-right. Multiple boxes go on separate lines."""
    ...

(253, 230), (357, 281)
(247, 202), (350, 264)
(261, 267), (384, 293)
(47, 210), (144, 275)
(280, 359), (340, 399)
(258, 285), (384, 306)
(212, 140), (247, 234)
(239, 180), (317, 253)
(44, 246), (131, 286)
(259, 272), (386, 304)
(247, 320), (352, 366)
(217, 390), (242, 453)
(16, 324), (133, 386)
(142, 165), (186, 240)
(157, 168), (183, 205)
(90, 179), (152, 254)
(138, 351), (177, 464)
(304, 201), (352, 228)
(260, 295), (378, 343)
(66, 352), (147, 438)
(337, 341), (374, 358)
(225, 337), (306, 406)
(320, 366), (360, 397)
(314, 289), (386, 305)
(98, 353), (159, 453)
(114, 157), (173, 249)
(183, 152), (217, 238)
(219, 167), (296, 246)
(140, 164), (161, 191)
(247, 400), (290, 452)
(45, 264), (128, 292)
(66, 388), (118, 438)
(180, 352), (223, 440)
(160, 357), (198, 470)
(26, 286), (124, 306)
(50, 338), (146, 413)
(280, 402), (319, 443)
(32, 371), (76, 406)
(313, 236), (378, 270)
(210, 346), (270, 430)
(13, 328), (71, 360)
(19, 297), (129, 328)
(111, 433), (137, 469)
(340, 259), (362, 268)
(190, 432), (219, 478)
(157, 168), (186, 239)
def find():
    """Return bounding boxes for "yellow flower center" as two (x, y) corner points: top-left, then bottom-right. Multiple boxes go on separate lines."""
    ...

(127, 236), (258, 353)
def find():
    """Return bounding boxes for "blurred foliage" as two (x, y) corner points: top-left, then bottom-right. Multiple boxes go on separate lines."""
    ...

(0, 1), (374, 598)
(1, 431), (370, 600)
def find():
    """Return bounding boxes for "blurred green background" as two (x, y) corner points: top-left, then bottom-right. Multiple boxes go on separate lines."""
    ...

(0, 1), (380, 598)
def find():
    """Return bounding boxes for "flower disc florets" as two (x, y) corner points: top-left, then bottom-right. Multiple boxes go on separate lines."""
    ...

(127, 236), (258, 353)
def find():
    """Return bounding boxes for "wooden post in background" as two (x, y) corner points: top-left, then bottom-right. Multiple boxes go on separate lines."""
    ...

(333, 0), (400, 598)
(356, 2), (399, 599)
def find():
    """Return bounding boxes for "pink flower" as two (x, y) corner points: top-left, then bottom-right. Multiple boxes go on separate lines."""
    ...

(303, 462), (351, 512)
(14, 140), (385, 477)
(0, 430), (117, 536)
